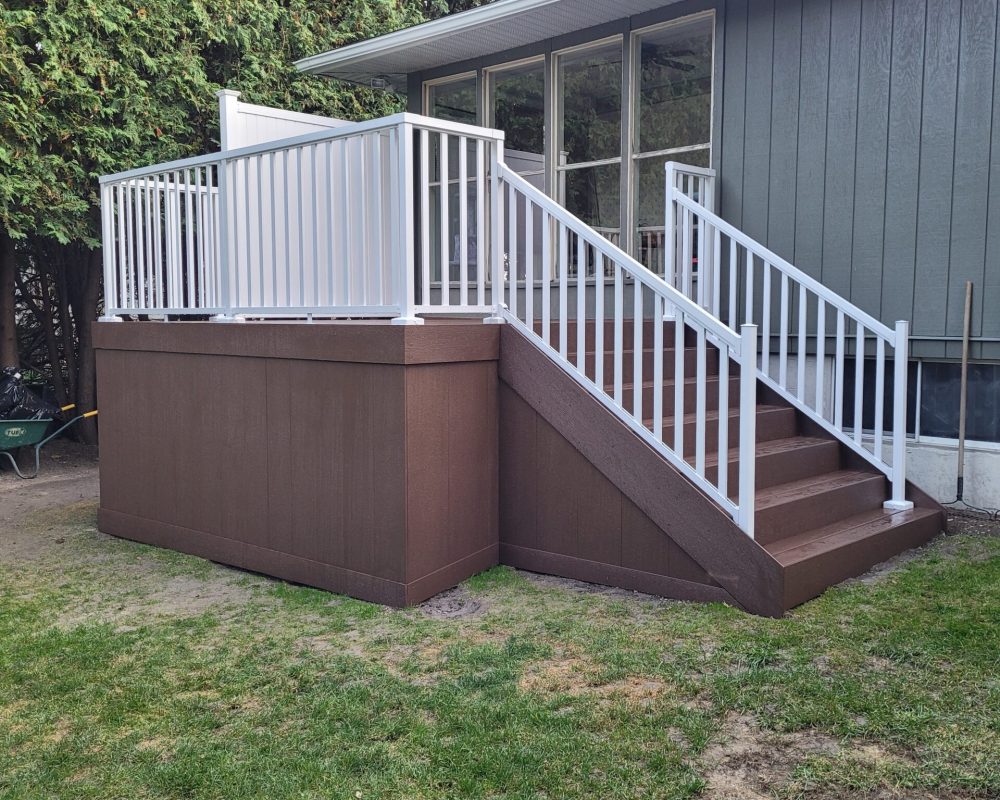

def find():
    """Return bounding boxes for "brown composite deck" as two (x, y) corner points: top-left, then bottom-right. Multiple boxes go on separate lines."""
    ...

(95, 318), (945, 615)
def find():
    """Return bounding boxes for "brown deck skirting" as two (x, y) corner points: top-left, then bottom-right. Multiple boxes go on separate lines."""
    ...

(95, 320), (499, 607)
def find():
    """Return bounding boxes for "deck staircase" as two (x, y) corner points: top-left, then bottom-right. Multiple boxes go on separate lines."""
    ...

(522, 318), (943, 610)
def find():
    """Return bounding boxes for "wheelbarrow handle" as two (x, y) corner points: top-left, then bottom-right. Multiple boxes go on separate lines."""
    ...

(35, 410), (99, 450)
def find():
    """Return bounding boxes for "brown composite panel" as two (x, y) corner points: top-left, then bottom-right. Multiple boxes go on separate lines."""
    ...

(498, 325), (785, 617)
(95, 318), (944, 615)
(95, 320), (499, 607)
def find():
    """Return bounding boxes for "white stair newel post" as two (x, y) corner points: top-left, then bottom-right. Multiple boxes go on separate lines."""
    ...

(391, 120), (423, 325)
(737, 323), (758, 538)
(485, 137), (506, 324)
(885, 319), (914, 510)
(663, 162), (677, 320)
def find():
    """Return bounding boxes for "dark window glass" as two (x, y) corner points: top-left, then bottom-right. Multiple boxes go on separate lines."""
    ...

(557, 41), (623, 164)
(919, 361), (1000, 443)
(427, 76), (478, 124)
(841, 357), (918, 436)
(636, 17), (714, 154)
(491, 60), (545, 159)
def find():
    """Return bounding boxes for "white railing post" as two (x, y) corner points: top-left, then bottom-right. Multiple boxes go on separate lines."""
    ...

(737, 323), (758, 538)
(210, 157), (244, 322)
(664, 162), (677, 287)
(217, 89), (241, 151)
(484, 138), (506, 324)
(885, 319), (914, 510)
(99, 183), (123, 322)
(391, 121), (423, 325)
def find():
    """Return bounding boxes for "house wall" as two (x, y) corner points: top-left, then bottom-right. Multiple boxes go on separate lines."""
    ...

(406, 0), (1000, 362)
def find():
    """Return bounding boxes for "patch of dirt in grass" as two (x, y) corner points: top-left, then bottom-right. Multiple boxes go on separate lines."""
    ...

(417, 586), (484, 619)
(56, 573), (263, 631)
(701, 713), (841, 799)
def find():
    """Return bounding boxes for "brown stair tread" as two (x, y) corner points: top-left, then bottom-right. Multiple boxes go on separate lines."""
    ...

(767, 506), (941, 564)
(754, 469), (884, 511)
(700, 435), (834, 467)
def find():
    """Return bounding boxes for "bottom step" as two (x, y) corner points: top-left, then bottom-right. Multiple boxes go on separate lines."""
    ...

(769, 506), (942, 608)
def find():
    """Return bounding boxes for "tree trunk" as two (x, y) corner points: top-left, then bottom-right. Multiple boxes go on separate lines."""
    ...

(0, 228), (18, 368)
(71, 248), (102, 444)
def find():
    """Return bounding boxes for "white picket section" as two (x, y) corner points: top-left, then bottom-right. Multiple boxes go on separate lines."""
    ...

(497, 164), (759, 536)
(664, 162), (912, 510)
(100, 113), (505, 322)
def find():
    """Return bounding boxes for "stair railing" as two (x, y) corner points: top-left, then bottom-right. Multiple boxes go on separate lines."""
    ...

(99, 113), (506, 324)
(496, 163), (759, 537)
(665, 163), (912, 510)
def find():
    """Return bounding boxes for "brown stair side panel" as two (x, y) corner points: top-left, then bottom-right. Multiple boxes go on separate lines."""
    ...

(498, 325), (786, 616)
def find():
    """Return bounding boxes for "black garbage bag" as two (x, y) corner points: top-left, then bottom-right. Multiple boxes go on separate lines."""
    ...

(0, 368), (62, 421)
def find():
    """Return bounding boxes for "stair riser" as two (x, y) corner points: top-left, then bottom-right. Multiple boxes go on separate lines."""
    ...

(782, 512), (941, 607)
(588, 348), (722, 383)
(533, 319), (694, 351)
(755, 476), (888, 545)
(704, 441), (841, 493)
(657, 408), (799, 457)
(622, 377), (741, 417)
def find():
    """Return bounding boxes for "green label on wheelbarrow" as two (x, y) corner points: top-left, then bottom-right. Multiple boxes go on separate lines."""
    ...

(1, 420), (52, 450)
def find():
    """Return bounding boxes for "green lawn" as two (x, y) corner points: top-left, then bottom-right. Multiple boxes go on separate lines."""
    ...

(1, 501), (998, 799)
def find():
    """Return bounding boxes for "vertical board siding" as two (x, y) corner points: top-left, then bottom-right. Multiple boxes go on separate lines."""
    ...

(984, 3), (1000, 339)
(880, 0), (926, 329)
(820, 0), (862, 300)
(948, 0), (997, 338)
(720, 0), (750, 226)
(850, 0), (893, 319)
(766, 0), (802, 259)
(791, 0), (832, 281)
(719, 0), (999, 350)
(741, 0), (775, 242)
(911, 0), (961, 336)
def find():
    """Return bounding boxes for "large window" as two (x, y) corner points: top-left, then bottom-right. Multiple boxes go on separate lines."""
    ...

(632, 15), (714, 269)
(421, 11), (715, 273)
(556, 39), (623, 254)
(488, 57), (546, 183)
(425, 73), (479, 124)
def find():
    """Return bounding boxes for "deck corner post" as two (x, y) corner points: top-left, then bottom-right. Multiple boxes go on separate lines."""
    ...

(484, 138), (506, 325)
(391, 120), (424, 326)
(737, 323), (758, 538)
(884, 319), (914, 511)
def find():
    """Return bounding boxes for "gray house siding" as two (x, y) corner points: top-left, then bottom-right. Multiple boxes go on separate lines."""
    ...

(719, 0), (1000, 360)
(406, 0), (1000, 359)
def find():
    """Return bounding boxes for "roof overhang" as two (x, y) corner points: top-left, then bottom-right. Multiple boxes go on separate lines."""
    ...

(295, 0), (681, 88)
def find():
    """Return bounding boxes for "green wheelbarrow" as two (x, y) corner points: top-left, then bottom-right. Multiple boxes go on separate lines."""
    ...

(0, 406), (98, 479)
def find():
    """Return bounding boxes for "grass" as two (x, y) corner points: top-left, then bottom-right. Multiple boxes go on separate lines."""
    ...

(0, 501), (998, 799)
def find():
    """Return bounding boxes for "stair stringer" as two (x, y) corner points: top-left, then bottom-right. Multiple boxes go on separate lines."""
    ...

(498, 325), (786, 617)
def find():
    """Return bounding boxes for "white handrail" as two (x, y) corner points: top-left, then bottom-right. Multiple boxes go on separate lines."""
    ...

(664, 162), (912, 510)
(497, 162), (758, 536)
(100, 114), (506, 323)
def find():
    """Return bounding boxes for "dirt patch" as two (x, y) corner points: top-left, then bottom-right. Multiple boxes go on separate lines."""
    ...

(417, 586), (484, 619)
(701, 713), (841, 799)
(56, 572), (265, 632)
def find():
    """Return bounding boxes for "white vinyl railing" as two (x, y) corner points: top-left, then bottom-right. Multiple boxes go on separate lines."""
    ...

(497, 163), (759, 536)
(99, 113), (505, 323)
(664, 162), (912, 510)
